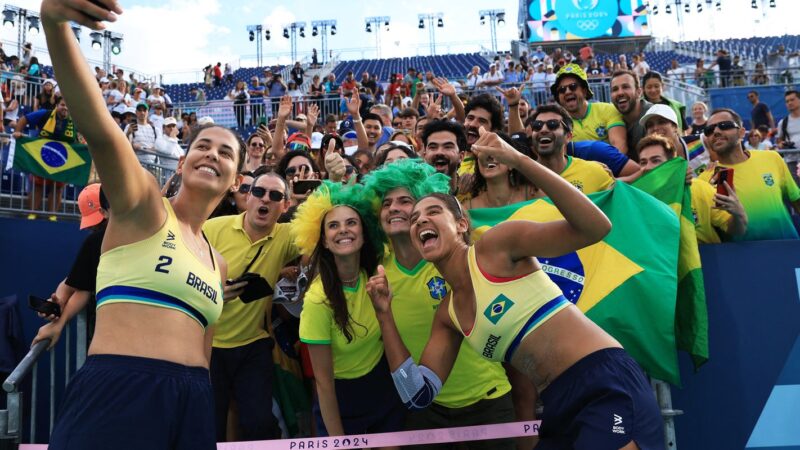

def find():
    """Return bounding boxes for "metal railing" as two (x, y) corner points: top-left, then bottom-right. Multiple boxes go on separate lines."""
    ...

(1, 309), (88, 445)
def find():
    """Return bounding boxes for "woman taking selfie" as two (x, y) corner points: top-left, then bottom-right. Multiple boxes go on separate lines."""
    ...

(39, 1), (243, 448)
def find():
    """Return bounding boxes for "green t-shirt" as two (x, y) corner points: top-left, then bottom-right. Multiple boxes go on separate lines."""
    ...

(299, 273), (383, 379)
(384, 252), (511, 408)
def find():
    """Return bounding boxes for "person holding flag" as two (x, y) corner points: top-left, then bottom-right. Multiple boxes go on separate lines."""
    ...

(366, 128), (663, 449)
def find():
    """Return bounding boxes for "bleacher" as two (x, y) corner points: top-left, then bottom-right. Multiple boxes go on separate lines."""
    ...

(332, 53), (490, 82)
(163, 65), (285, 103)
(594, 50), (697, 74)
(677, 35), (800, 62)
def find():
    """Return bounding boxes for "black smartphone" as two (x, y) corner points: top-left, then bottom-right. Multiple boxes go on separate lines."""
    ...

(293, 179), (322, 194)
(29, 295), (61, 317)
(228, 273), (274, 303)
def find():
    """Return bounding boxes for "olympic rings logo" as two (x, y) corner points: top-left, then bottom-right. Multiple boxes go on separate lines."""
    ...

(576, 20), (599, 31)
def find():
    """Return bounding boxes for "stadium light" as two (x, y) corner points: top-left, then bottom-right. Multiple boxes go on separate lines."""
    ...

(265, 30), (271, 40)
(751, 0), (757, 8)
(249, 30), (254, 41)
(26, 15), (39, 34)
(312, 25), (318, 36)
(90, 31), (103, 50)
(2, 8), (14, 28)
(70, 22), (81, 42)
(652, 4), (658, 14)
(480, 15), (485, 24)
(715, 1), (721, 10)
(497, 12), (505, 25)
(110, 36), (122, 55)
(697, 2), (703, 12)
(365, 22), (371, 32)
(666, 3), (672, 13)
(331, 25), (337, 35)
(769, 0), (775, 6)
(437, 17), (443, 27)
(283, 28), (289, 39)
(684, 1), (690, 13)
(299, 26), (305, 38)
(418, 18), (425, 29)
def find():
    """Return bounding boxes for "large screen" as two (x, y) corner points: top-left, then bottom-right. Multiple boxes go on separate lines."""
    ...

(527, 0), (650, 42)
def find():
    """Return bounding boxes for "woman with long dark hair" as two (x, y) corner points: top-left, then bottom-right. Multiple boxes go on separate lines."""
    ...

(38, 2), (244, 448)
(642, 71), (688, 133)
(292, 181), (405, 440)
(466, 132), (540, 209)
(366, 130), (663, 449)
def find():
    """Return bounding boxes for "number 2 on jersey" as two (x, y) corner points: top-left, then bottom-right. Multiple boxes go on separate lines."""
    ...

(155, 255), (173, 274)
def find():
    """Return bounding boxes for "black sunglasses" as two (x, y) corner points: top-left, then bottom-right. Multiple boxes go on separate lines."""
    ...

(345, 166), (357, 175)
(250, 187), (285, 202)
(557, 82), (580, 95)
(237, 183), (251, 194)
(703, 121), (740, 136)
(285, 165), (312, 177)
(530, 119), (564, 132)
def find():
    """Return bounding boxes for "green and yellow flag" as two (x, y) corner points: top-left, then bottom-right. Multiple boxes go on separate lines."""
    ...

(469, 182), (682, 384)
(633, 157), (709, 370)
(13, 137), (92, 185)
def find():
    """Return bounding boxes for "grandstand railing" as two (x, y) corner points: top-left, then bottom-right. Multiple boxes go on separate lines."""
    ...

(0, 133), (178, 220)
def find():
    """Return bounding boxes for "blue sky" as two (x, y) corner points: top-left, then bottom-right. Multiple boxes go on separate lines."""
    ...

(1, 0), (797, 82)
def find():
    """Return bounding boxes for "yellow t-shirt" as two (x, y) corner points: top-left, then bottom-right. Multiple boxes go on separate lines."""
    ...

(383, 253), (511, 408)
(561, 156), (615, 194)
(690, 178), (731, 244)
(203, 214), (299, 348)
(698, 150), (800, 241)
(458, 155), (476, 177)
(570, 102), (625, 145)
(299, 273), (383, 379)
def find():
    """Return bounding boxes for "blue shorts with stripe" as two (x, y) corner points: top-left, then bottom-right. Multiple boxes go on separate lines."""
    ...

(48, 354), (215, 450)
(537, 348), (664, 450)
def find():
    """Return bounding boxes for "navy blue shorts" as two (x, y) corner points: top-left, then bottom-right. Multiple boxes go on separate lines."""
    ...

(313, 355), (407, 437)
(537, 348), (664, 450)
(48, 354), (215, 450)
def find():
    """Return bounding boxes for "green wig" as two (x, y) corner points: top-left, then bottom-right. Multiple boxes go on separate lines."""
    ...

(291, 180), (385, 259)
(362, 158), (451, 202)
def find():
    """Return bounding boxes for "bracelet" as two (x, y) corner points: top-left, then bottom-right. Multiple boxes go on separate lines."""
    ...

(508, 102), (519, 107)
(352, 119), (362, 123)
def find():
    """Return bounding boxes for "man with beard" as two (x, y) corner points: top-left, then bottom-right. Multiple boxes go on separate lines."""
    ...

(610, 70), (652, 160)
(459, 94), (505, 177)
(529, 104), (614, 194)
(551, 64), (628, 155)
(641, 105), (711, 177)
(203, 172), (299, 442)
(698, 109), (800, 241)
(420, 120), (467, 196)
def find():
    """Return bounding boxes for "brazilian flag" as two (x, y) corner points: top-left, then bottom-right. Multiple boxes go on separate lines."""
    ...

(468, 182), (682, 384)
(633, 157), (709, 370)
(13, 137), (92, 185)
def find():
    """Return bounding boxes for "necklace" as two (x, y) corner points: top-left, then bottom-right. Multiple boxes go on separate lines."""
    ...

(341, 273), (359, 285)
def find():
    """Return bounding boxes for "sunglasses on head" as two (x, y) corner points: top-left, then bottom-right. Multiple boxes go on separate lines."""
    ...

(703, 121), (740, 136)
(237, 183), (251, 194)
(284, 165), (312, 177)
(287, 142), (309, 152)
(249, 187), (285, 202)
(557, 82), (580, 95)
(530, 119), (564, 132)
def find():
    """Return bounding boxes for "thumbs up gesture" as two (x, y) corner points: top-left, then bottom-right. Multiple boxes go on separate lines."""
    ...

(366, 265), (393, 313)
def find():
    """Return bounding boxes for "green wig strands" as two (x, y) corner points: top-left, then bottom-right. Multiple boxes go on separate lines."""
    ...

(363, 158), (451, 202)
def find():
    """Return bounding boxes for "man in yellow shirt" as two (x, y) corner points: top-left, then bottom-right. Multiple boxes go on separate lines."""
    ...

(551, 63), (628, 154)
(530, 104), (615, 194)
(637, 134), (748, 243)
(203, 172), (299, 442)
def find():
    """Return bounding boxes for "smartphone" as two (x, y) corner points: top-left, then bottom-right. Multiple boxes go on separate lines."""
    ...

(227, 273), (274, 303)
(715, 167), (734, 196)
(258, 117), (268, 127)
(29, 295), (61, 317)
(293, 179), (322, 195)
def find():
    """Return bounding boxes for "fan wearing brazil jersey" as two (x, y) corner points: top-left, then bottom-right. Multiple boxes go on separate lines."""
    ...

(700, 109), (800, 241)
(363, 160), (518, 449)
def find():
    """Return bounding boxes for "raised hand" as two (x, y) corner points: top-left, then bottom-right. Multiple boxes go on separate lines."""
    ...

(471, 127), (522, 169)
(425, 94), (443, 119)
(345, 93), (362, 118)
(307, 103), (320, 127)
(496, 85), (525, 105)
(41, 0), (123, 30)
(324, 145), (346, 182)
(432, 77), (456, 97)
(277, 95), (293, 120)
(366, 265), (393, 313)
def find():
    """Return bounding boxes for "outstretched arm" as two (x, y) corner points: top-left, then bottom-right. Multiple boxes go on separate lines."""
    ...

(471, 129), (611, 260)
(41, 1), (161, 221)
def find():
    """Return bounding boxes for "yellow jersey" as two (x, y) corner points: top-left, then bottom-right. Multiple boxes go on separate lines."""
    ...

(561, 156), (615, 194)
(690, 178), (731, 244)
(571, 102), (625, 145)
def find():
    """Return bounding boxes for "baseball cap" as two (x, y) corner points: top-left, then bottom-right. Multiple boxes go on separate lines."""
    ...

(43, 78), (56, 87)
(99, 77), (109, 83)
(122, 106), (136, 117)
(163, 117), (178, 127)
(338, 117), (355, 135)
(136, 102), (149, 111)
(197, 116), (215, 126)
(78, 184), (104, 229)
(550, 63), (594, 100)
(310, 132), (324, 150)
(639, 104), (678, 127)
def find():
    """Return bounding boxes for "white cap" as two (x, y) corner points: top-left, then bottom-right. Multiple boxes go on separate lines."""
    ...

(197, 116), (215, 126)
(639, 104), (678, 127)
(99, 77), (109, 83)
(43, 78), (56, 86)
(123, 106), (136, 116)
(163, 117), (178, 126)
(310, 132), (324, 149)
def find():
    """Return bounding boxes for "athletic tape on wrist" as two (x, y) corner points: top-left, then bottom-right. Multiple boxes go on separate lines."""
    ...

(20, 420), (541, 449)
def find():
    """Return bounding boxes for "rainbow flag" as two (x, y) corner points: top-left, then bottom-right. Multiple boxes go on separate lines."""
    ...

(633, 157), (709, 370)
(13, 137), (92, 185)
(468, 182), (682, 384)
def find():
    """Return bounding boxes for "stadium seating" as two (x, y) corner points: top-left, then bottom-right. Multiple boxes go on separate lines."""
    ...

(331, 53), (491, 82)
(677, 35), (800, 62)
(163, 65), (285, 103)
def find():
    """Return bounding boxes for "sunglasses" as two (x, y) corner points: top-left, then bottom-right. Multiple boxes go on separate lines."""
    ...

(250, 142), (266, 148)
(345, 166), (357, 175)
(284, 165), (312, 177)
(557, 82), (580, 95)
(703, 121), (740, 136)
(530, 119), (564, 132)
(287, 142), (310, 152)
(237, 183), (251, 194)
(250, 187), (285, 202)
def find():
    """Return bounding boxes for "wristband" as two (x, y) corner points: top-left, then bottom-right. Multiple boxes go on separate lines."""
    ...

(352, 119), (362, 123)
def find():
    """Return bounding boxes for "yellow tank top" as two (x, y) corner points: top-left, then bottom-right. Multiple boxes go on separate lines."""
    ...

(96, 198), (224, 329)
(448, 246), (569, 363)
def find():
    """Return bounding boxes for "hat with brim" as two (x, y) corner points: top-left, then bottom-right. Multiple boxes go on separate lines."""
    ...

(639, 104), (678, 128)
(78, 184), (104, 230)
(550, 63), (594, 100)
